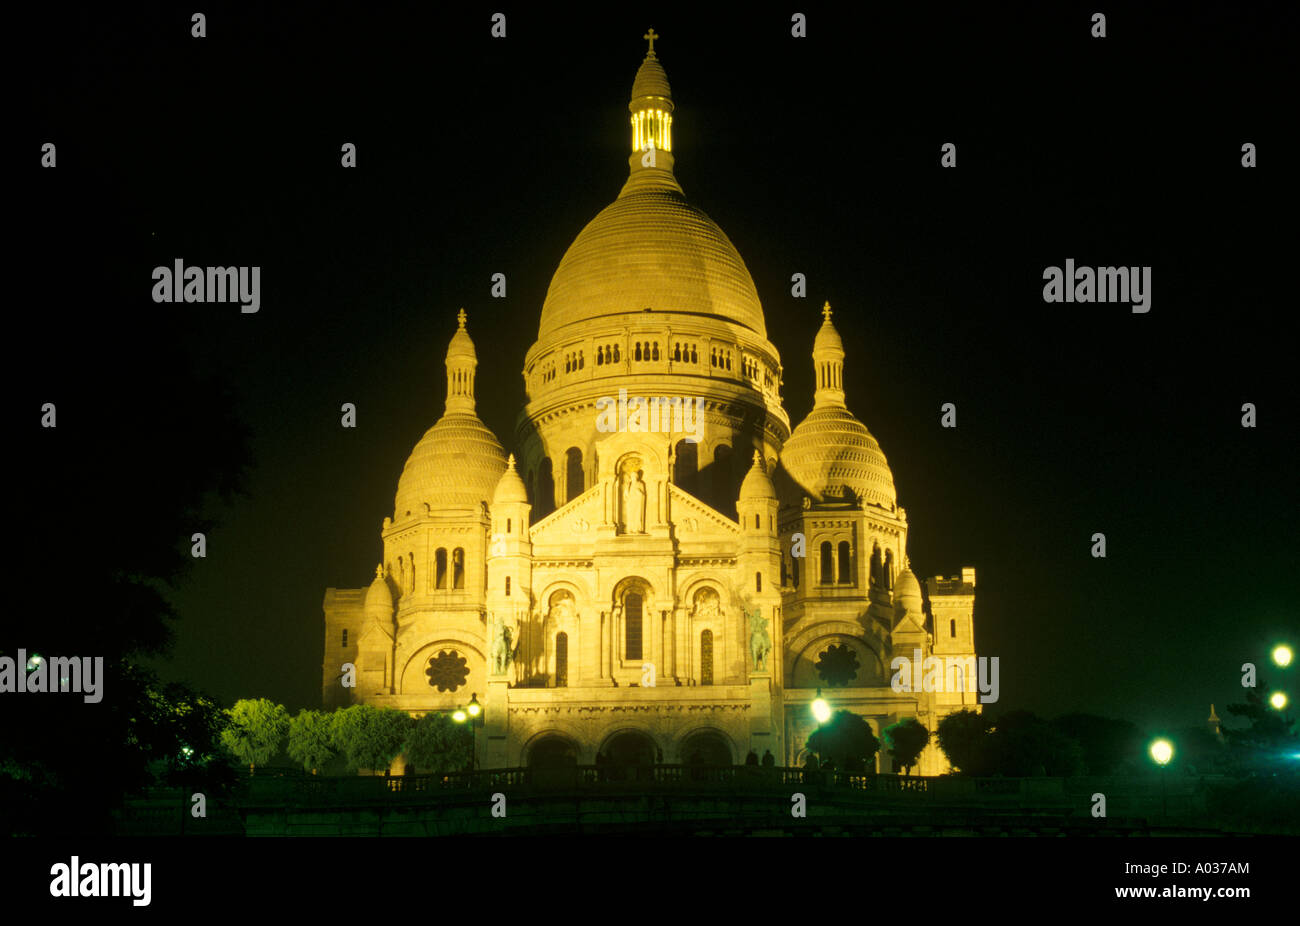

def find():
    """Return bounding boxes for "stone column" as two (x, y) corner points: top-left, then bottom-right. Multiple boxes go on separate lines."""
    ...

(484, 678), (509, 768)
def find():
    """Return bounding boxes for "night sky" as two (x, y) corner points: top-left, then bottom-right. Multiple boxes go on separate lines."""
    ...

(17, 2), (1296, 734)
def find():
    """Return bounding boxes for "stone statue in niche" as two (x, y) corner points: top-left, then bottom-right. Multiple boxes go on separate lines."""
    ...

(748, 607), (771, 671)
(619, 469), (647, 533)
(692, 588), (719, 623)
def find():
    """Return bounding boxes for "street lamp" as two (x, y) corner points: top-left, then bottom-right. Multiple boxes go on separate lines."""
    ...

(1270, 691), (1288, 711)
(1149, 738), (1173, 818)
(811, 689), (831, 724)
(1272, 645), (1293, 668)
(452, 693), (483, 771)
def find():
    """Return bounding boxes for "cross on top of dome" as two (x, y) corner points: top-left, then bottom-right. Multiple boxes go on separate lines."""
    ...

(457, 307), (467, 329)
(643, 27), (658, 55)
(823, 301), (833, 321)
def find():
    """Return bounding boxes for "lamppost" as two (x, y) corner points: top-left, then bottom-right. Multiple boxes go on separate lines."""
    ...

(1149, 738), (1173, 818)
(1272, 644), (1293, 668)
(452, 693), (483, 772)
(810, 689), (831, 777)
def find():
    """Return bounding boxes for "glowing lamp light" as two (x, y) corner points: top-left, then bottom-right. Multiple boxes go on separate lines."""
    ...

(467, 694), (481, 718)
(811, 689), (831, 725)
(1273, 645), (1294, 668)
(181, 746), (194, 758)
(26, 654), (43, 671)
(1270, 692), (1288, 711)
(1149, 739), (1173, 767)
(452, 709), (468, 723)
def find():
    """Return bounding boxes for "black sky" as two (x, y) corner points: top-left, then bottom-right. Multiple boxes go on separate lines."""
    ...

(16, 1), (1297, 733)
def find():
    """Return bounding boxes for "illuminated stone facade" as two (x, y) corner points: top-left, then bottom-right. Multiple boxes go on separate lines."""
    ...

(322, 38), (978, 775)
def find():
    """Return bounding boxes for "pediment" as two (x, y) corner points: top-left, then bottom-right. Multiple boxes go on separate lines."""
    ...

(529, 484), (604, 545)
(669, 485), (740, 539)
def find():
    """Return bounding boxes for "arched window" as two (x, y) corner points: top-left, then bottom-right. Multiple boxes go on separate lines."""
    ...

(452, 548), (465, 589)
(505, 576), (511, 596)
(690, 346), (698, 363)
(537, 458), (555, 518)
(435, 548), (447, 589)
(884, 549), (895, 590)
(711, 444), (732, 510)
(674, 439), (698, 492)
(613, 344), (620, 362)
(792, 557), (800, 587)
(625, 592), (643, 660)
(838, 541), (852, 584)
(820, 541), (833, 585)
(754, 514), (761, 529)
(341, 628), (348, 647)
(950, 619), (957, 638)
(565, 447), (584, 502)
(556, 632), (569, 688)
(700, 629), (713, 685)
(635, 342), (643, 361)
(755, 571), (762, 592)
(506, 518), (511, 533)
(652, 343), (659, 361)
(674, 344), (681, 361)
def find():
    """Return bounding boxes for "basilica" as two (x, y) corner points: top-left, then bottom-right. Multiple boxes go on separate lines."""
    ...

(322, 34), (979, 775)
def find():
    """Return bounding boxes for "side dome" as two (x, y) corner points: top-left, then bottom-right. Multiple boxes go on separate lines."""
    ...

(781, 407), (897, 507)
(393, 310), (507, 517)
(780, 303), (897, 508)
(394, 414), (507, 516)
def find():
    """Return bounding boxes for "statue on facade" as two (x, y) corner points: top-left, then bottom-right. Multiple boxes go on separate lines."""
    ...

(489, 612), (517, 676)
(748, 606), (771, 671)
(620, 469), (647, 533)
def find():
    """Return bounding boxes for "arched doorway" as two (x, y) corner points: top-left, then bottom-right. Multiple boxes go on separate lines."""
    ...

(680, 730), (732, 780)
(600, 730), (657, 782)
(528, 734), (579, 788)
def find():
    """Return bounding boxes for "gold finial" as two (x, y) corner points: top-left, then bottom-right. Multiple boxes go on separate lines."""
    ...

(644, 27), (659, 55)
(457, 308), (467, 329)
(822, 301), (833, 322)
(507, 453), (516, 468)
(375, 563), (385, 579)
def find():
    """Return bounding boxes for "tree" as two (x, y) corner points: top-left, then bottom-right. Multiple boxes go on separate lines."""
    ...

(937, 709), (993, 775)
(287, 709), (337, 775)
(220, 699), (289, 774)
(1051, 713), (1143, 776)
(405, 712), (473, 774)
(5, 267), (253, 835)
(1223, 682), (1298, 774)
(806, 710), (879, 772)
(331, 705), (412, 774)
(989, 711), (1083, 777)
(882, 717), (931, 775)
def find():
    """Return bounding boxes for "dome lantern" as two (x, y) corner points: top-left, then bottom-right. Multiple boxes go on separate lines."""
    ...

(625, 29), (678, 193)
(813, 302), (846, 409)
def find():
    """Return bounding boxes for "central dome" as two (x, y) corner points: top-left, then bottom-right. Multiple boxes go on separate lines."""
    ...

(537, 189), (767, 341)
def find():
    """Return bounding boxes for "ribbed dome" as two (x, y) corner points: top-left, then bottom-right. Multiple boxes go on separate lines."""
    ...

(631, 52), (671, 101)
(538, 190), (767, 340)
(394, 412), (507, 517)
(492, 454), (529, 506)
(780, 406), (897, 507)
(739, 450), (776, 501)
